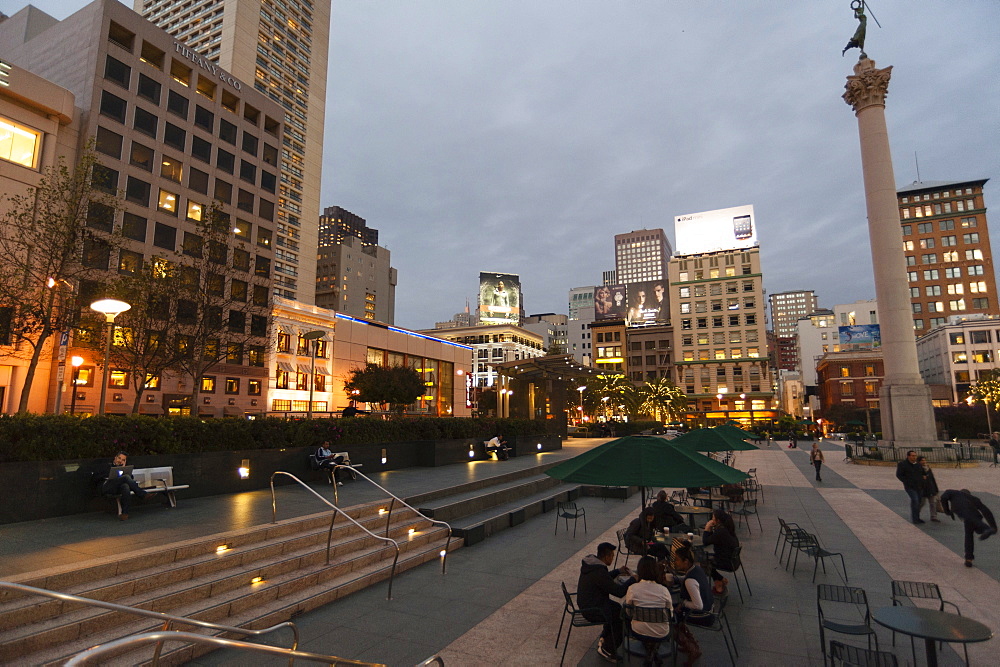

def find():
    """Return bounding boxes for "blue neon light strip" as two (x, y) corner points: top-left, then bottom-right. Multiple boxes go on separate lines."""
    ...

(333, 312), (472, 350)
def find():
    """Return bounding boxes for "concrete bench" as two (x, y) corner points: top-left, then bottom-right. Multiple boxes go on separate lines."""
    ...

(107, 466), (189, 513)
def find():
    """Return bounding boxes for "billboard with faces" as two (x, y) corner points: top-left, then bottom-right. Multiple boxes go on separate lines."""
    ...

(594, 284), (628, 321)
(626, 280), (668, 327)
(479, 272), (521, 325)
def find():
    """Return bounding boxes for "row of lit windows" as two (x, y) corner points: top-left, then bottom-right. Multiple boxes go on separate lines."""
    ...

(952, 350), (995, 364)
(681, 348), (761, 361)
(913, 298), (989, 313)
(903, 233), (980, 251)
(680, 315), (757, 329)
(903, 218), (977, 235)
(679, 298), (755, 314)
(909, 266), (986, 283)
(901, 201), (976, 218)
(838, 381), (879, 396)
(676, 266), (754, 281)
(900, 187), (975, 203)
(272, 400), (329, 412)
(681, 331), (760, 346)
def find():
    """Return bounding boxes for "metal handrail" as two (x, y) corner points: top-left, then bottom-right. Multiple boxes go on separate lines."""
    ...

(332, 465), (454, 574)
(270, 471), (401, 599)
(0, 581), (299, 666)
(415, 655), (445, 666)
(64, 630), (385, 666)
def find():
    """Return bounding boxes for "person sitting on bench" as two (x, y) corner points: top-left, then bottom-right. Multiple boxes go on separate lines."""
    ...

(96, 452), (148, 520)
(315, 441), (346, 485)
(484, 435), (510, 460)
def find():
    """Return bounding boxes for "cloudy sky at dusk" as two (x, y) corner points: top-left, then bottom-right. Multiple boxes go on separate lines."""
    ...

(5, 0), (1000, 330)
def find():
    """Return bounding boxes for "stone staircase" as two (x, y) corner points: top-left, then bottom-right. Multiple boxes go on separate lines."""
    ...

(0, 499), (453, 665)
(0, 460), (582, 665)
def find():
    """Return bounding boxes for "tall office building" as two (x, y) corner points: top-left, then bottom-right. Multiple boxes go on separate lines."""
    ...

(769, 289), (818, 370)
(614, 229), (672, 284)
(315, 206), (396, 324)
(0, 0), (281, 416)
(136, 0), (330, 304)
(668, 247), (773, 420)
(897, 179), (996, 334)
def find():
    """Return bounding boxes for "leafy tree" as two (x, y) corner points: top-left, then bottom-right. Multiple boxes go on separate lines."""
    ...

(477, 388), (497, 416)
(344, 364), (424, 414)
(637, 377), (688, 422)
(0, 149), (121, 412)
(583, 374), (638, 419)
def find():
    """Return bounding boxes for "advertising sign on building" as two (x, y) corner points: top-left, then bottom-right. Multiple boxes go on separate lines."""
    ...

(674, 204), (757, 256)
(838, 324), (881, 349)
(625, 280), (668, 327)
(594, 284), (628, 321)
(479, 272), (521, 325)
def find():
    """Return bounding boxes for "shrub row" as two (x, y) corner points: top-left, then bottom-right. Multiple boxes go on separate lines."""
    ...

(0, 414), (549, 463)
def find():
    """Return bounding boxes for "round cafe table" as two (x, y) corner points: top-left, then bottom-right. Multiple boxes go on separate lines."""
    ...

(672, 505), (713, 528)
(873, 606), (992, 667)
(688, 493), (729, 509)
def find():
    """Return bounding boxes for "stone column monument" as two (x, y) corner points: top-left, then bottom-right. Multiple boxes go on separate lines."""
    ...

(843, 56), (937, 445)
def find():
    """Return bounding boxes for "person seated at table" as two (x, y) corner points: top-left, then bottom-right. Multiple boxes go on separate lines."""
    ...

(624, 556), (672, 646)
(578, 542), (635, 662)
(668, 542), (714, 628)
(626, 508), (670, 560)
(719, 483), (743, 503)
(649, 490), (691, 533)
(701, 508), (739, 595)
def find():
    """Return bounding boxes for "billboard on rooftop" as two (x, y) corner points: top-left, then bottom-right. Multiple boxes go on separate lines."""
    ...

(674, 204), (757, 256)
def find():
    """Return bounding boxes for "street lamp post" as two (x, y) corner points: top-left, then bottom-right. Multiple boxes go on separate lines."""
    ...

(69, 356), (84, 415)
(90, 299), (131, 416)
(740, 392), (752, 426)
(302, 330), (325, 419)
(577, 385), (586, 423)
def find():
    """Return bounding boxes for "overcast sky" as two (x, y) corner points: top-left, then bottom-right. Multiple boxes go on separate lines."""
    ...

(6, 0), (1000, 330)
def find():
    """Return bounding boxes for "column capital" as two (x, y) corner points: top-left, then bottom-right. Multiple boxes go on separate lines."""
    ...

(843, 57), (893, 114)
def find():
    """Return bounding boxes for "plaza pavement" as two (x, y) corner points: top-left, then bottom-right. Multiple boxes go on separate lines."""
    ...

(2, 438), (1000, 665)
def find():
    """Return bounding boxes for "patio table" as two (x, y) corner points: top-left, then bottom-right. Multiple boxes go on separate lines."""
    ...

(873, 606), (991, 667)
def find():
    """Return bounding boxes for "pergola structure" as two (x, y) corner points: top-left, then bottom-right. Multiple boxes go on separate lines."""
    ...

(492, 355), (603, 425)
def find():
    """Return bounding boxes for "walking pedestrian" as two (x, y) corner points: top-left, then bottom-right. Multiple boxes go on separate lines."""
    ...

(940, 489), (998, 567)
(895, 450), (925, 524)
(810, 443), (825, 482)
(917, 456), (940, 522)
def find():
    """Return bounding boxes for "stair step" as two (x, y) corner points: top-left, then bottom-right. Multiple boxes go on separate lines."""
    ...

(418, 474), (564, 522)
(0, 507), (425, 633)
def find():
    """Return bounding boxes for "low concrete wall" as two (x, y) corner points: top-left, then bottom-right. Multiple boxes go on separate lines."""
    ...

(0, 434), (562, 525)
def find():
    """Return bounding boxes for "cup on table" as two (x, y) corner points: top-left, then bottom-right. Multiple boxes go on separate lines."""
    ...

(687, 532), (694, 541)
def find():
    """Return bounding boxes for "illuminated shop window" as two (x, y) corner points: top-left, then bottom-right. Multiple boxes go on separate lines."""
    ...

(0, 117), (41, 168)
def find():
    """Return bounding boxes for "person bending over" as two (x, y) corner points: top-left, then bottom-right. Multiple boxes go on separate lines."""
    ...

(941, 488), (997, 568)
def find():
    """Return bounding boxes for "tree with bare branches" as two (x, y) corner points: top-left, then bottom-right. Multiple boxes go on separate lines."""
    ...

(0, 149), (122, 412)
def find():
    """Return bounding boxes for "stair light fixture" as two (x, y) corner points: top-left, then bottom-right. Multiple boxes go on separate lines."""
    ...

(378, 508), (387, 515)
(537, 443), (542, 450)
(216, 544), (230, 553)
(468, 443), (475, 458)
(408, 528), (415, 535)
(439, 550), (447, 557)
(250, 576), (264, 585)
(381, 448), (387, 465)
(238, 458), (250, 479)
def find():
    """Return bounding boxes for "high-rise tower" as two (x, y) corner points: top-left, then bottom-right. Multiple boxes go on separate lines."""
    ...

(136, 0), (330, 304)
(614, 229), (671, 284)
(770, 289), (819, 370)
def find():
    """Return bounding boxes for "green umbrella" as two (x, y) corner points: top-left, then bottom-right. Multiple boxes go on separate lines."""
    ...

(713, 423), (758, 440)
(671, 428), (760, 452)
(544, 436), (749, 492)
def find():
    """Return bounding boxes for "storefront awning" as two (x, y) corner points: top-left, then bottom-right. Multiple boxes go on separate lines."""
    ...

(223, 406), (243, 417)
(297, 364), (313, 375)
(277, 362), (295, 373)
(138, 403), (164, 415)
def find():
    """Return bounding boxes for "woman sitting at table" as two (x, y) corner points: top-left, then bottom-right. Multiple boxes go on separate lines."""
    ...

(670, 542), (714, 623)
(701, 508), (739, 595)
(626, 508), (670, 559)
(624, 556), (672, 643)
